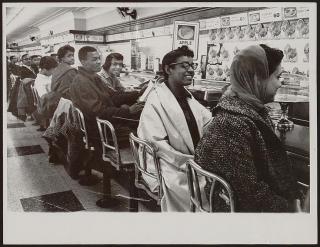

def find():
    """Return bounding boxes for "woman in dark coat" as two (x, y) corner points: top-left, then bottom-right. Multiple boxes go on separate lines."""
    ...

(195, 44), (302, 212)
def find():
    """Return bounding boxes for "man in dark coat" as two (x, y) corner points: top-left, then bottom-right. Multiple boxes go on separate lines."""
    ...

(70, 46), (144, 151)
(16, 54), (37, 120)
(7, 55), (20, 100)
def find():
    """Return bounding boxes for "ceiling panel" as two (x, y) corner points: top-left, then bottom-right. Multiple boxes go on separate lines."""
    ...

(5, 7), (91, 42)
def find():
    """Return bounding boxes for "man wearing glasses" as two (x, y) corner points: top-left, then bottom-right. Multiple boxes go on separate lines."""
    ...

(19, 54), (37, 80)
(137, 45), (212, 212)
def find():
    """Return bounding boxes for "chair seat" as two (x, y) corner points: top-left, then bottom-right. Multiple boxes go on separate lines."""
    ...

(104, 147), (134, 168)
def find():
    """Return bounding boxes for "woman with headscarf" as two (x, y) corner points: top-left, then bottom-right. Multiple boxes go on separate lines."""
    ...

(195, 44), (302, 212)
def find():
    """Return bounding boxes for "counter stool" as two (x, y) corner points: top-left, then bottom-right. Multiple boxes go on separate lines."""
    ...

(186, 159), (235, 212)
(30, 86), (50, 129)
(129, 133), (163, 207)
(30, 85), (40, 108)
(73, 106), (100, 186)
(96, 117), (138, 211)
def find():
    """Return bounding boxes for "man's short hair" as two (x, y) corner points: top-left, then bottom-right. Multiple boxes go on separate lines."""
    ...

(39, 56), (58, 70)
(162, 46), (194, 79)
(21, 54), (29, 60)
(78, 46), (97, 61)
(57, 45), (75, 61)
(102, 53), (123, 71)
(30, 55), (41, 60)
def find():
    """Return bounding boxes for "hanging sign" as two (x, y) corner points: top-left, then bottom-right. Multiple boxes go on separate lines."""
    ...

(205, 17), (221, 30)
(283, 7), (309, 19)
(220, 13), (248, 27)
(296, 7), (309, 18)
(172, 21), (200, 59)
(74, 34), (85, 41)
(249, 7), (282, 24)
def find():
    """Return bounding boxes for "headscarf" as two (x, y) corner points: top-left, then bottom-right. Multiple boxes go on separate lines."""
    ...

(224, 45), (270, 111)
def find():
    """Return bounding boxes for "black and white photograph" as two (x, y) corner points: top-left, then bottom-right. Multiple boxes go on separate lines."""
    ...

(2, 1), (317, 245)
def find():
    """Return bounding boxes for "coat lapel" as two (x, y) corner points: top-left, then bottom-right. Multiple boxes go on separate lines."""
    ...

(155, 83), (195, 154)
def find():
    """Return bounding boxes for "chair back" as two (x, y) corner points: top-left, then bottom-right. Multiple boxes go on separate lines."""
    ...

(186, 159), (235, 212)
(96, 117), (121, 166)
(129, 133), (163, 204)
(30, 86), (41, 107)
(73, 106), (92, 150)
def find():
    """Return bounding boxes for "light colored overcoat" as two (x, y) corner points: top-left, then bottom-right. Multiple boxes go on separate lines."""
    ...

(138, 82), (212, 211)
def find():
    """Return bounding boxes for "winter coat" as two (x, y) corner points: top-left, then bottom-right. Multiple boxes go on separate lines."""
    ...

(17, 66), (37, 116)
(195, 95), (301, 212)
(51, 63), (77, 100)
(70, 67), (140, 146)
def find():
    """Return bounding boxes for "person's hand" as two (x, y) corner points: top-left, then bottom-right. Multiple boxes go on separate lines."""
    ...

(120, 104), (130, 110)
(22, 78), (34, 85)
(129, 102), (145, 114)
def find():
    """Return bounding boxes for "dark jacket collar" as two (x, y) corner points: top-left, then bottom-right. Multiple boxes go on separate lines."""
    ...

(78, 66), (99, 81)
(52, 62), (76, 83)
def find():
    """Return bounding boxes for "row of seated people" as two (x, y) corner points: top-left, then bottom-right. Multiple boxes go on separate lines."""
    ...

(8, 43), (309, 212)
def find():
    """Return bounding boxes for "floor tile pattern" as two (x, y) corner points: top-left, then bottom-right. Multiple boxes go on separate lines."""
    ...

(7, 145), (44, 157)
(7, 123), (26, 128)
(6, 112), (156, 212)
(20, 190), (85, 212)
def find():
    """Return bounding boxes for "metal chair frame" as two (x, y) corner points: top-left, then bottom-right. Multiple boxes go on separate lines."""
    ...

(186, 159), (235, 212)
(30, 85), (41, 108)
(96, 117), (131, 170)
(129, 132), (163, 205)
(96, 117), (138, 211)
(74, 107), (94, 151)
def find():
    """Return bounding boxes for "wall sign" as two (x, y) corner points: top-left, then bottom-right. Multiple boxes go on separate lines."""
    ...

(221, 13), (248, 27)
(249, 7), (282, 24)
(172, 21), (200, 59)
(74, 34), (85, 41)
(205, 17), (221, 29)
(283, 7), (309, 19)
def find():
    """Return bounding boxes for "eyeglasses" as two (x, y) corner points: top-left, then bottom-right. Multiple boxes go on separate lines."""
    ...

(22, 58), (31, 61)
(169, 62), (198, 70)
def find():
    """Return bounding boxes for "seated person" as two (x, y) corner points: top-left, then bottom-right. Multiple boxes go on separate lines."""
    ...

(34, 56), (58, 97)
(34, 56), (58, 131)
(50, 53), (59, 63)
(7, 55), (20, 100)
(97, 53), (126, 92)
(70, 46), (144, 152)
(51, 45), (77, 100)
(137, 46), (212, 212)
(8, 55), (20, 76)
(195, 44), (301, 212)
(30, 55), (41, 74)
(17, 54), (37, 120)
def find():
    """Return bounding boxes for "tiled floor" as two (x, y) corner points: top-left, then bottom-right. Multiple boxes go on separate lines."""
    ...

(5, 112), (160, 213)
